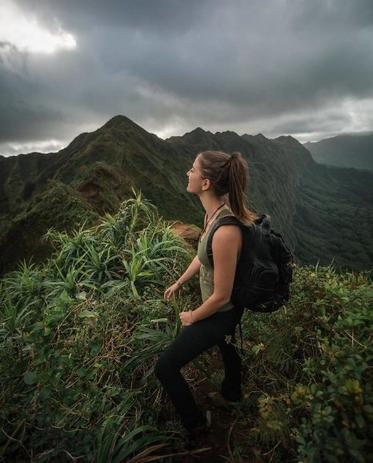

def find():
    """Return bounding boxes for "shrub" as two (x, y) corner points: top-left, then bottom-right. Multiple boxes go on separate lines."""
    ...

(239, 265), (372, 462)
(0, 190), (191, 462)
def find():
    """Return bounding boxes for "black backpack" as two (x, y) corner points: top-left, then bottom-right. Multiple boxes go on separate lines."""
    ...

(206, 214), (294, 313)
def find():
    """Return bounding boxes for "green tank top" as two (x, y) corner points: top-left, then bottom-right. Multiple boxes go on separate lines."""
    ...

(197, 206), (241, 313)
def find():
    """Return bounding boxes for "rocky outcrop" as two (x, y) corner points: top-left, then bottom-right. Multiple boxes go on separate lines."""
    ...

(170, 222), (201, 250)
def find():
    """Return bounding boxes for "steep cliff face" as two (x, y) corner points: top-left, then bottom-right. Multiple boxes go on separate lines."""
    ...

(0, 115), (372, 275)
(293, 162), (373, 271)
(170, 128), (373, 272)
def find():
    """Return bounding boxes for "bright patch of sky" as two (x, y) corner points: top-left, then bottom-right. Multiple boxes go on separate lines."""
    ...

(0, 0), (372, 155)
(0, 0), (76, 54)
(0, 139), (65, 157)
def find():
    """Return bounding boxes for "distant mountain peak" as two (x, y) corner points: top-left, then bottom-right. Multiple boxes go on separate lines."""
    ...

(167, 126), (217, 146)
(241, 133), (271, 145)
(244, 133), (268, 141)
(186, 127), (213, 137)
(274, 135), (299, 143)
(216, 129), (233, 135)
(101, 115), (145, 131)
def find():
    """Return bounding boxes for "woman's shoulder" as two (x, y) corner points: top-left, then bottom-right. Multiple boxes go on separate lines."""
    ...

(213, 208), (242, 239)
(213, 224), (241, 240)
(211, 216), (242, 255)
(216, 207), (242, 232)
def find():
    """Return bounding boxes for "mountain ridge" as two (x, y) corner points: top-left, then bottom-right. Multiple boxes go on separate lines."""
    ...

(304, 132), (373, 172)
(0, 115), (372, 275)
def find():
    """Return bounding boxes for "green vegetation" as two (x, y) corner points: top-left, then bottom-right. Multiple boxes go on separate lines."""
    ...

(235, 265), (372, 462)
(294, 162), (373, 272)
(0, 180), (100, 275)
(0, 191), (194, 462)
(1, 115), (372, 276)
(1, 192), (372, 462)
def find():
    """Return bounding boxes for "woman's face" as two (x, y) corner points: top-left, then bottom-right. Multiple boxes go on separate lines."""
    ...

(186, 156), (206, 194)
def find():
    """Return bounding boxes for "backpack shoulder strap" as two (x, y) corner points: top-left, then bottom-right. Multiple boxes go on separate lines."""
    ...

(254, 213), (271, 234)
(206, 215), (244, 267)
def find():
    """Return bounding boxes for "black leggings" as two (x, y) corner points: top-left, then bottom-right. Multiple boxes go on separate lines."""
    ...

(154, 307), (243, 430)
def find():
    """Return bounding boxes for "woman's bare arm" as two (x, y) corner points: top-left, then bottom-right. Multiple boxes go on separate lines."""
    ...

(164, 255), (201, 301)
(176, 255), (201, 287)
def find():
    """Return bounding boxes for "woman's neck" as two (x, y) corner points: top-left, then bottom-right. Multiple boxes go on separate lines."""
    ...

(201, 195), (227, 218)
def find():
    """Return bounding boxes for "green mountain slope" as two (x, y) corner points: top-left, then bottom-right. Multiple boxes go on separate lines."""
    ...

(293, 162), (373, 269)
(304, 132), (373, 172)
(0, 116), (202, 274)
(1, 115), (372, 275)
(171, 129), (373, 272)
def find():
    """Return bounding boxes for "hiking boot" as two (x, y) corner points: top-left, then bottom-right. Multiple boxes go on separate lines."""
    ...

(185, 410), (212, 447)
(221, 376), (242, 402)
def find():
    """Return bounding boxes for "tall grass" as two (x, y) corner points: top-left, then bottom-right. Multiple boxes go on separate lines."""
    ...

(0, 189), (191, 462)
(1, 189), (371, 462)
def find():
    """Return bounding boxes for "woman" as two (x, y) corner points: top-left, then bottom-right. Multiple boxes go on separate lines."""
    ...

(155, 150), (258, 434)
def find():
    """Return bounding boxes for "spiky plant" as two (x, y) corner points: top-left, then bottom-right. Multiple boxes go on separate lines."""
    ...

(0, 189), (192, 462)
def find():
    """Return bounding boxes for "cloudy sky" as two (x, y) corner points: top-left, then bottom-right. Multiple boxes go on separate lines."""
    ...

(1, 0), (373, 156)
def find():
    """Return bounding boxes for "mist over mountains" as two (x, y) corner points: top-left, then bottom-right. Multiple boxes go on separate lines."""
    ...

(304, 132), (373, 172)
(0, 115), (372, 275)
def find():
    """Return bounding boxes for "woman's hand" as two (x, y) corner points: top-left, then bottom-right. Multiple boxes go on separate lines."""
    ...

(164, 281), (181, 301)
(179, 310), (194, 326)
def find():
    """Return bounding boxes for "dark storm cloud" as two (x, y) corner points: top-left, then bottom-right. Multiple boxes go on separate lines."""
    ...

(14, 0), (209, 35)
(1, 0), (373, 154)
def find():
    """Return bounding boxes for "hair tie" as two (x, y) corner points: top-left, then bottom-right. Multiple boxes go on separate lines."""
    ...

(224, 153), (237, 169)
(220, 153), (239, 174)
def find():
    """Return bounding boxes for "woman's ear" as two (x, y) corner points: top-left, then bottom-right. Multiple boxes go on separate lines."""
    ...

(202, 178), (211, 191)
